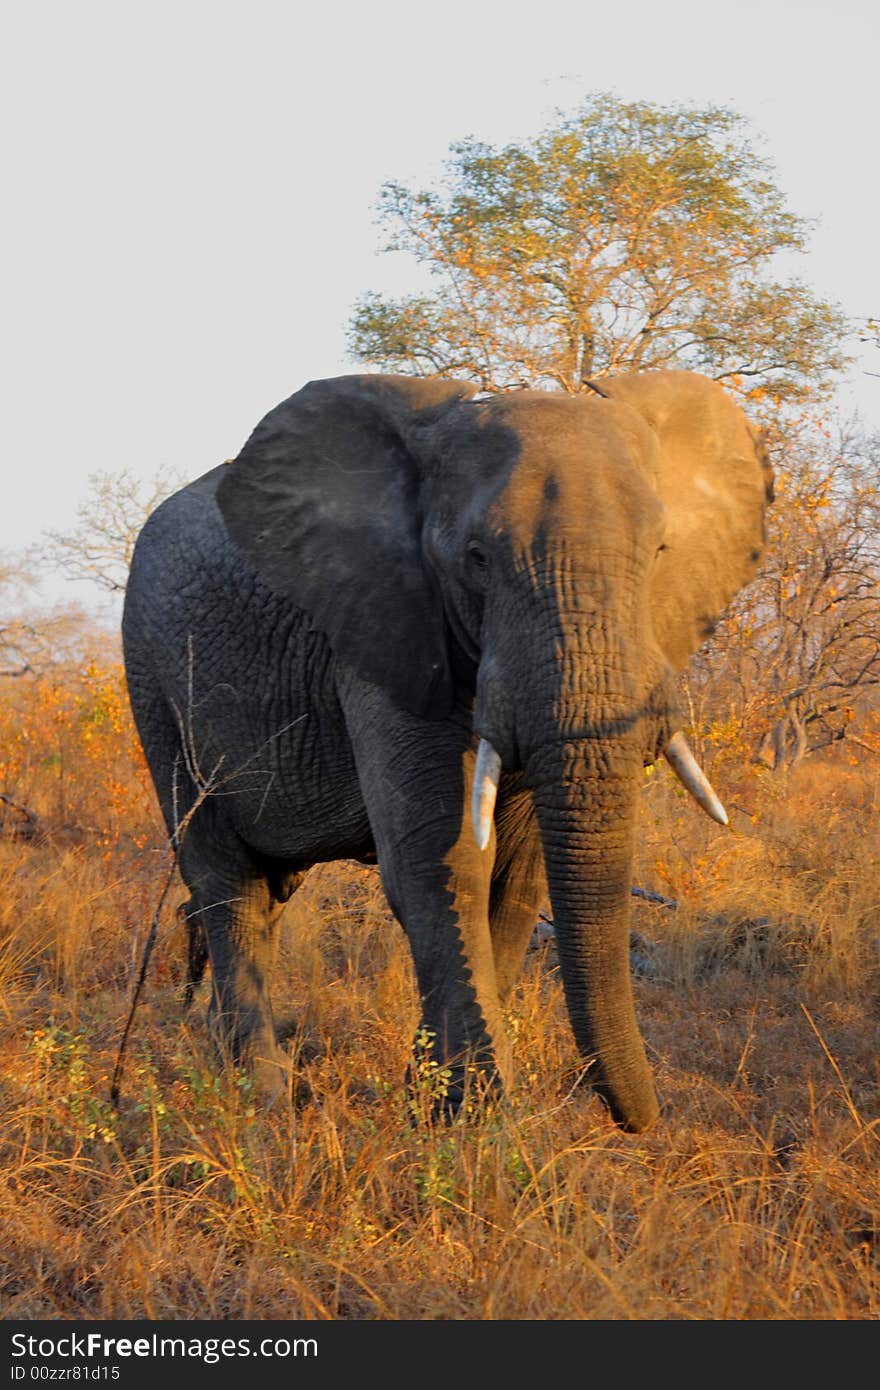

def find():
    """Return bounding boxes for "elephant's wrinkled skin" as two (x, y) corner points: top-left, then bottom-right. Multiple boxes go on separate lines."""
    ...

(123, 370), (772, 1131)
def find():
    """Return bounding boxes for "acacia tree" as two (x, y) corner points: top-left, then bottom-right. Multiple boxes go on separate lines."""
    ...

(349, 95), (848, 401)
(348, 95), (880, 769)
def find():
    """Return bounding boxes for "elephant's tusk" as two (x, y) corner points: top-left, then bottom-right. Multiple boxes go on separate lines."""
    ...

(663, 732), (729, 827)
(472, 738), (502, 851)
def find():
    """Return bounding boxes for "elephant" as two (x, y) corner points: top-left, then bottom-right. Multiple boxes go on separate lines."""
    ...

(122, 368), (773, 1132)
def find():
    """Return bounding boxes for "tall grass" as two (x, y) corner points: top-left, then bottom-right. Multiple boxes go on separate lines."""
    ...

(0, 664), (877, 1318)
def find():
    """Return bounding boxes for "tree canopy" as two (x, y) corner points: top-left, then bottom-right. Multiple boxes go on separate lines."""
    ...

(349, 95), (848, 402)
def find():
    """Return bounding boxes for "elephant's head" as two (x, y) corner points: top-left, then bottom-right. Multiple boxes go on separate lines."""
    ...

(217, 370), (773, 1130)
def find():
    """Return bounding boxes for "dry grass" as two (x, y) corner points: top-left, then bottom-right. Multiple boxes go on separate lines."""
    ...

(0, 673), (878, 1319)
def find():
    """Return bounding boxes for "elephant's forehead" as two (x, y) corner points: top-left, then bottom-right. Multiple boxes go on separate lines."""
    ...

(486, 390), (597, 441)
(482, 395), (660, 532)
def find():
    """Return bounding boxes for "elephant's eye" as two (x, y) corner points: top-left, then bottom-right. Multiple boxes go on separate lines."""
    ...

(466, 541), (490, 582)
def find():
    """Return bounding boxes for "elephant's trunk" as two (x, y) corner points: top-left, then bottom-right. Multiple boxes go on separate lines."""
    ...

(527, 738), (659, 1131)
(474, 566), (668, 1130)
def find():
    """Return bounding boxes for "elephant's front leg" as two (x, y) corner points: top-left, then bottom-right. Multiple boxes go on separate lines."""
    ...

(490, 777), (549, 1004)
(343, 689), (509, 1105)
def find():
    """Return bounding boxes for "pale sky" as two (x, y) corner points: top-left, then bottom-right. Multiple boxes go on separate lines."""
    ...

(2, 0), (878, 599)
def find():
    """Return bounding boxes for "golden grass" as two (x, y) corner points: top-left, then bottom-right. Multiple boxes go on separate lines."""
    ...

(0, 726), (878, 1319)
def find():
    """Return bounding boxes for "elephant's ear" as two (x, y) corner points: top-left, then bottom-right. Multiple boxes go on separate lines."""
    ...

(216, 374), (477, 717)
(604, 370), (774, 669)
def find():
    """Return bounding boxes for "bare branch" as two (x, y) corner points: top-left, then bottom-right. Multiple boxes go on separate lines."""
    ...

(38, 466), (182, 595)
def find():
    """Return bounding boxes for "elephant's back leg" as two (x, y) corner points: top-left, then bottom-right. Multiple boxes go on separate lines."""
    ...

(180, 851), (307, 1012)
(123, 664), (296, 1094)
(175, 799), (291, 1097)
(124, 662), (209, 1004)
